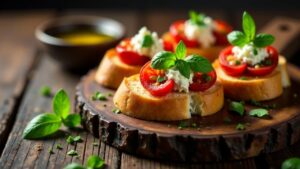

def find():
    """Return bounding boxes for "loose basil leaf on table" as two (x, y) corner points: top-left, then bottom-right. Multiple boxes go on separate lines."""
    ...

(53, 89), (70, 119)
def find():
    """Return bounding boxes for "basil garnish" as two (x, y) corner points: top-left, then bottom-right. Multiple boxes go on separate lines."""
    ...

(142, 34), (154, 47)
(189, 10), (206, 26)
(249, 108), (269, 118)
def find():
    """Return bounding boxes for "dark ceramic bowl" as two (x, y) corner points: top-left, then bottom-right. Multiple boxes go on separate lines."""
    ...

(36, 15), (125, 72)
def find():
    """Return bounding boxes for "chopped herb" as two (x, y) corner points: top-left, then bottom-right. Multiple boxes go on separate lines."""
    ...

(202, 73), (212, 82)
(249, 108), (269, 118)
(236, 123), (246, 130)
(56, 144), (63, 150)
(40, 86), (52, 97)
(66, 135), (82, 144)
(191, 123), (197, 128)
(92, 92), (107, 101)
(189, 11), (207, 26)
(229, 101), (245, 116)
(112, 108), (121, 114)
(178, 121), (188, 130)
(93, 142), (99, 146)
(264, 59), (272, 66)
(253, 48), (258, 55)
(223, 117), (232, 124)
(156, 76), (166, 83)
(142, 34), (154, 48)
(48, 148), (54, 154)
(67, 149), (78, 156)
(239, 76), (247, 80)
(108, 93), (113, 97)
(249, 99), (276, 109)
(235, 60), (241, 65)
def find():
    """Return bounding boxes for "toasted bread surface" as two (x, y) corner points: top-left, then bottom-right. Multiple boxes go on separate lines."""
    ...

(113, 75), (224, 121)
(213, 60), (283, 101)
(95, 49), (141, 89)
(162, 33), (225, 62)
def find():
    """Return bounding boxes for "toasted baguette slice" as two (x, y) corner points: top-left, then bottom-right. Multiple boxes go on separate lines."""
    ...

(213, 60), (283, 101)
(278, 56), (291, 88)
(162, 32), (225, 62)
(113, 75), (224, 121)
(95, 49), (141, 89)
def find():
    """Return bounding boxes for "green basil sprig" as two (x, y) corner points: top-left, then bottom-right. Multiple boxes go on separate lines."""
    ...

(189, 10), (207, 26)
(227, 11), (275, 48)
(151, 41), (213, 78)
(23, 89), (81, 139)
(142, 34), (154, 48)
(64, 155), (105, 169)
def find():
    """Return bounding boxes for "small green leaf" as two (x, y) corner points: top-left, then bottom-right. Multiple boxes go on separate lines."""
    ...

(249, 108), (269, 118)
(242, 11), (256, 40)
(178, 121), (188, 130)
(227, 31), (248, 47)
(56, 144), (63, 150)
(253, 34), (275, 47)
(112, 108), (121, 114)
(175, 41), (186, 59)
(156, 76), (166, 83)
(281, 157), (300, 169)
(151, 51), (176, 70)
(229, 101), (245, 116)
(141, 34), (154, 48)
(67, 135), (82, 144)
(92, 92), (107, 101)
(23, 113), (62, 139)
(87, 155), (105, 169)
(73, 136), (82, 142)
(67, 149), (78, 156)
(63, 114), (81, 128)
(48, 148), (54, 154)
(189, 11), (206, 26)
(53, 89), (70, 119)
(175, 60), (191, 79)
(64, 163), (85, 169)
(185, 55), (213, 73)
(40, 86), (52, 97)
(236, 123), (246, 130)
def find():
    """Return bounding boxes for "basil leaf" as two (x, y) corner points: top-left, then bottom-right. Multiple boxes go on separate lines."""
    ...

(175, 60), (191, 79)
(175, 41), (186, 59)
(141, 34), (154, 48)
(40, 85), (52, 97)
(63, 114), (81, 128)
(189, 11), (205, 26)
(229, 101), (245, 116)
(23, 113), (62, 139)
(227, 31), (248, 47)
(249, 108), (269, 118)
(67, 149), (78, 156)
(242, 11), (256, 40)
(151, 51), (176, 70)
(282, 157), (300, 169)
(87, 155), (105, 169)
(64, 163), (85, 169)
(253, 34), (275, 47)
(53, 89), (70, 119)
(185, 55), (213, 73)
(236, 123), (246, 130)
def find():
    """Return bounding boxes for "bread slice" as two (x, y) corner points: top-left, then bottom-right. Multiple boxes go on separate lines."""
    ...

(113, 74), (224, 121)
(95, 49), (141, 89)
(162, 33), (225, 62)
(213, 60), (283, 101)
(278, 56), (291, 88)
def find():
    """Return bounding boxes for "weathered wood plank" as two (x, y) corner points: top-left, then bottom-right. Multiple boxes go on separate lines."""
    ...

(0, 12), (53, 156)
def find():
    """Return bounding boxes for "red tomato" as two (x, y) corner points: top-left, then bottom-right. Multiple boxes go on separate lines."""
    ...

(169, 20), (199, 48)
(140, 62), (175, 97)
(213, 20), (232, 46)
(116, 39), (149, 66)
(246, 46), (279, 76)
(189, 70), (217, 92)
(163, 40), (174, 52)
(219, 46), (247, 76)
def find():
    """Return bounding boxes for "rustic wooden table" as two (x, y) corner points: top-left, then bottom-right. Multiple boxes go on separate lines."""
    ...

(0, 10), (299, 169)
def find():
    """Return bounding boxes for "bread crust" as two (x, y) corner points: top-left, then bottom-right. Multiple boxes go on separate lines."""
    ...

(95, 49), (141, 89)
(113, 75), (224, 121)
(213, 60), (283, 101)
(162, 33), (225, 62)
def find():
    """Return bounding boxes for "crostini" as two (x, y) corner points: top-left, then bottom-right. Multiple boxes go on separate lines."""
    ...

(114, 41), (224, 121)
(95, 27), (164, 89)
(162, 11), (232, 61)
(213, 11), (287, 101)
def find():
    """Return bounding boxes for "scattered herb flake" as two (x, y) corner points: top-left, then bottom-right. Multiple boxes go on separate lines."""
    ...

(67, 149), (78, 156)
(112, 108), (121, 114)
(249, 108), (269, 118)
(92, 92), (107, 101)
(40, 86), (52, 97)
(142, 34), (154, 48)
(93, 142), (99, 146)
(66, 135), (82, 144)
(56, 144), (63, 150)
(178, 121), (188, 130)
(191, 123), (197, 128)
(239, 76), (247, 80)
(108, 93), (113, 97)
(236, 123), (246, 130)
(157, 76), (166, 83)
(48, 148), (54, 154)
(229, 101), (245, 116)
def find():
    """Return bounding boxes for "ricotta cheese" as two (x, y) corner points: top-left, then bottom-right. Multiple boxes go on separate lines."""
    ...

(232, 44), (269, 66)
(184, 17), (215, 48)
(130, 27), (163, 58)
(166, 69), (193, 93)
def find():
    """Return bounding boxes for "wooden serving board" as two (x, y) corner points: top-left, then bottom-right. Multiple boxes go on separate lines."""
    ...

(75, 66), (300, 162)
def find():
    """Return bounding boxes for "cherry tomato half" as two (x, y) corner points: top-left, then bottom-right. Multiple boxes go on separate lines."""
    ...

(140, 62), (175, 97)
(163, 40), (174, 52)
(219, 46), (247, 76)
(246, 46), (279, 76)
(169, 20), (199, 48)
(116, 39), (149, 66)
(189, 70), (217, 92)
(213, 19), (232, 46)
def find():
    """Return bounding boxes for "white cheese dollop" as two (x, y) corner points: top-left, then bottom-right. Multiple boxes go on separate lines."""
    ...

(130, 27), (163, 58)
(232, 44), (269, 66)
(166, 69), (193, 93)
(184, 17), (215, 48)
